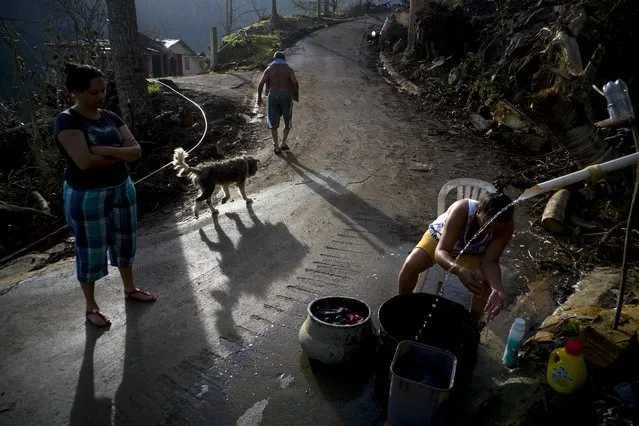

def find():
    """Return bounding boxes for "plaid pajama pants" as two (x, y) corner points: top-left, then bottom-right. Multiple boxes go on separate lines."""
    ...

(63, 178), (137, 283)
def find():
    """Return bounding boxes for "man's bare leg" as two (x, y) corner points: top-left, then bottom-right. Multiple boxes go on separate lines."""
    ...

(281, 127), (291, 150)
(271, 128), (279, 151)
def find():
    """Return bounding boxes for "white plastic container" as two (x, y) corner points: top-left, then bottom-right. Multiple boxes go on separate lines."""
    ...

(387, 341), (457, 426)
(502, 318), (526, 368)
(603, 79), (634, 122)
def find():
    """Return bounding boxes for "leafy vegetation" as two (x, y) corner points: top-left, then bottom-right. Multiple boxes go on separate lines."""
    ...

(216, 15), (342, 70)
(147, 79), (162, 94)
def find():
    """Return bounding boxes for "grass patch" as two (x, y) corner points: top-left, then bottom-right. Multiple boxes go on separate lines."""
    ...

(218, 29), (280, 71)
(147, 80), (161, 94)
(216, 15), (344, 71)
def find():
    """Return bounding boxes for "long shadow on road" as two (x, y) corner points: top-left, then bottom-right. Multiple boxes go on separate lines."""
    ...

(199, 204), (309, 343)
(68, 209), (234, 424)
(69, 327), (112, 426)
(283, 152), (407, 253)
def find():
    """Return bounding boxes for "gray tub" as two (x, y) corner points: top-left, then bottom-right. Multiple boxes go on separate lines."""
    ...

(387, 340), (457, 426)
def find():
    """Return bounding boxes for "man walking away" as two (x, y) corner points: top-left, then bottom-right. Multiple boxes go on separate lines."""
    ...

(257, 51), (299, 154)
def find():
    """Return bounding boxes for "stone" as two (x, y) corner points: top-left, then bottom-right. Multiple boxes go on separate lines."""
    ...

(527, 305), (604, 345)
(469, 113), (490, 132)
(590, 305), (639, 351)
(558, 267), (626, 312)
(577, 325), (620, 367)
(0, 253), (50, 287)
(448, 65), (463, 86)
(525, 304), (635, 367)
(45, 243), (67, 256)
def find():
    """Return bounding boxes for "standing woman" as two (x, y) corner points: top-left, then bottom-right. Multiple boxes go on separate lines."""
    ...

(55, 63), (156, 328)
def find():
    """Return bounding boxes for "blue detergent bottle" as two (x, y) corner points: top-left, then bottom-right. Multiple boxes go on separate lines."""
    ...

(502, 318), (526, 368)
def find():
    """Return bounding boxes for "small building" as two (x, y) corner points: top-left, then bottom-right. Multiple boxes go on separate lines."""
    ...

(160, 39), (202, 76)
(45, 34), (202, 79)
(139, 34), (170, 78)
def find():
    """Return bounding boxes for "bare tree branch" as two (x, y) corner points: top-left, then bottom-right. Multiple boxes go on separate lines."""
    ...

(0, 200), (55, 218)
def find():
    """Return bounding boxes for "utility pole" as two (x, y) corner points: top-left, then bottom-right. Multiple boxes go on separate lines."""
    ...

(210, 26), (218, 70)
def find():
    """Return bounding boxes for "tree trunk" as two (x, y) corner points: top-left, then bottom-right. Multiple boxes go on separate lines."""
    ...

(105, 0), (148, 125)
(406, 0), (416, 54)
(271, 0), (279, 27)
(226, 0), (233, 33)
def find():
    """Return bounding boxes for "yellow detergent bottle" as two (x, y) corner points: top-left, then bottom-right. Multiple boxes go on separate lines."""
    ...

(546, 339), (587, 394)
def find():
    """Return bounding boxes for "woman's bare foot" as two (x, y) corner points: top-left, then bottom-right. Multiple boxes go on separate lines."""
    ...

(124, 288), (158, 302)
(86, 309), (111, 328)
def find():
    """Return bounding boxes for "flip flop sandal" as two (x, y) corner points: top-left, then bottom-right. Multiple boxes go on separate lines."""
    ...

(86, 309), (112, 328)
(280, 143), (290, 151)
(125, 288), (158, 303)
(273, 146), (281, 154)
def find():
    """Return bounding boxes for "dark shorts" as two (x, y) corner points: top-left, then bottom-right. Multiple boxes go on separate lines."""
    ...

(63, 178), (137, 282)
(267, 90), (293, 129)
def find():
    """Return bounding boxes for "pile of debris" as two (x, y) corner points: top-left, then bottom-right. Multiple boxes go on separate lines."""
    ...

(376, 0), (639, 266)
(379, 0), (638, 159)
(520, 267), (639, 425)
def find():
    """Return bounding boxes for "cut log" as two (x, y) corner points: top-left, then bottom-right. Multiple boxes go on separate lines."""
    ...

(541, 189), (570, 234)
(30, 191), (51, 215)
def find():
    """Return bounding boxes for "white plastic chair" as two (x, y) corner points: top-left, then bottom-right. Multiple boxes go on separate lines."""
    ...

(414, 178), (497, 294)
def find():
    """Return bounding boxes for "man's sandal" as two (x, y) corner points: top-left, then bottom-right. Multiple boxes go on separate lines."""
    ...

(273, 146), (281, 154)
(280, 142), (290, 151)
(86, 309), (112, 328)
(125, 288), (158, 303)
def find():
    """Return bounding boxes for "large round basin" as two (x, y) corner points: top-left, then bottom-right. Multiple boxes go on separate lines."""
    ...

(377, 293), (479, 387)
(299, 296), (375, 365)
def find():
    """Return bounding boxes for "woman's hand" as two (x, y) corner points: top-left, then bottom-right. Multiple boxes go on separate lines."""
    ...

(457, 266), (485, 295)
(89, 145), (115, 157)
(485, 288), (507, 320)
(89, 142), (140, 162)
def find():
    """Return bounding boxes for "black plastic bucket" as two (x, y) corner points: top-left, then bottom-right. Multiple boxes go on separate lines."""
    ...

(376, 293), (479, 388)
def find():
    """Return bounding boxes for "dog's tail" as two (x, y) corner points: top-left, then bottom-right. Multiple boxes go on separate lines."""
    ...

(172, 148), (199, 179)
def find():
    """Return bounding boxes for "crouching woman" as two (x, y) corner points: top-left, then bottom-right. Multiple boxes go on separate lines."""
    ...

(397, 193), (515, 321)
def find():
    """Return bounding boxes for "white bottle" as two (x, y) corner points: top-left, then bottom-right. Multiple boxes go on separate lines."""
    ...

(603, 79), (634, 122)
(502, 318), (526, 368)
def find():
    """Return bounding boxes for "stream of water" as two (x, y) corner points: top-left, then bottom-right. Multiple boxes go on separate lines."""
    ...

(414, 199), (522, 341)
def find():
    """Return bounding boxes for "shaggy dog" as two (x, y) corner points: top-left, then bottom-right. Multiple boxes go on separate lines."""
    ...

(172, 148), (259, 218)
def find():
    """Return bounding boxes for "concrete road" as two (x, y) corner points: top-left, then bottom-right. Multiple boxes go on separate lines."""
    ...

(0, 16), (538, 425)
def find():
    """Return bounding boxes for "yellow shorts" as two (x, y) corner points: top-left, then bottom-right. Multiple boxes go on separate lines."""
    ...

(416, 231), (484, 268)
